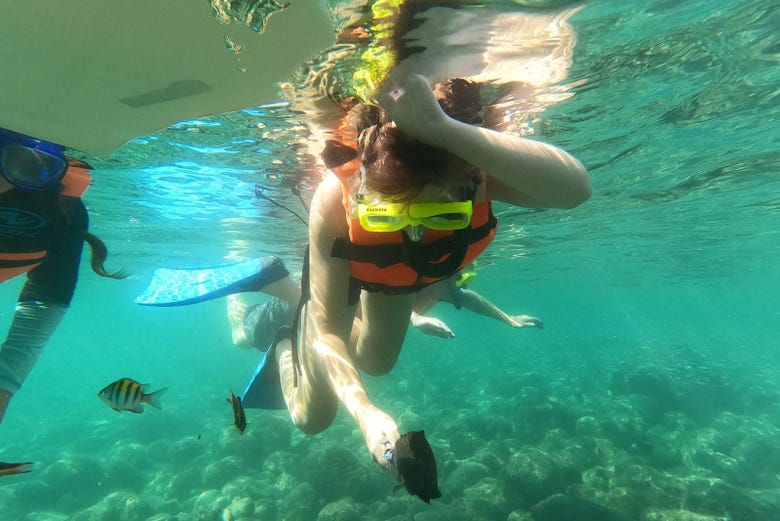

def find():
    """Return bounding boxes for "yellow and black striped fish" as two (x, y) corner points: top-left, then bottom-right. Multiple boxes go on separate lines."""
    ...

(98, 377), (167, 413)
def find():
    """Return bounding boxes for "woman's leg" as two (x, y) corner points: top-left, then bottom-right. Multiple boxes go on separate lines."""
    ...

(277, 295), (414, 468)
(354, 291), (415, 376)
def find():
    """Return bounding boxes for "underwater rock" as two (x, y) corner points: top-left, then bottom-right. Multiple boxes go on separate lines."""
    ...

(445, 425), (484, 459)
(642, 424), (685, 470)
(607, 463), (687, 518)
(262, 449), (302, 478)
(226, 496), (254, 518)
(144, 515), (175, 521)
(450, 478), (510, 521)
(507, 511), (534, 521)
(498, 448), (567, 509)
(580, 466), (612, 494)
(220, 475), (267, 501)
(445, 460), (492, 496)
(541, 429), (597, 485)
(222, 413), (293, 459)
(252, 498), (278, 520)
(201, 455), (243, 488)
(471, 444), (508, 474)
(683, 478), (780, 521)
(70, 491), (153, 521)
(691, 447), (741, 483)
(415, 508), (467, 521)
(40, 455), (107, 512)
(530, 493), (628, 521)
(9, 512), (67, 521)
(280, 482), (320, 521)
(192, 489), (230, 521)
(730, 425), (780, 489)
(316, 498), (367, 521)
(164, 467), (201, 499)
(101, 442), (150, 492)
(512, 397), (579, 444)
(597, 399), (650, 450)
(611, 349), (743, 422)
(372, 496), (406, 520)
(644, 510), (730, 521)
(303, 445), (375, 502)
(6, 479), (54, 511)
(612, 366), (680, 408)
(397, 410), (425, 430)
(166, 436), (206, 467)
(575, 415), (601, 437)
(122, 495), (155, 521)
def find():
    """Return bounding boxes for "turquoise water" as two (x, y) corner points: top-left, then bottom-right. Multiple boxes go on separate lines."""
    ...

(1, 1), (779, 520)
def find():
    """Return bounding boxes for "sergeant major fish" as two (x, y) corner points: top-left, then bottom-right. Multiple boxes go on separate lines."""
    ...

(98, 378), (167, 413)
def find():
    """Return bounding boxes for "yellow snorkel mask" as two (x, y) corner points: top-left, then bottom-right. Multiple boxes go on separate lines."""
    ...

(357, 198), (473, 232)
(355, 164), (475, 233)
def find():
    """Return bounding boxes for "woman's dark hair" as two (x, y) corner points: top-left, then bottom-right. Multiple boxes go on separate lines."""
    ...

(55, 178), (128, 280)
(351, 78), (483, 201)
(82, 231), (128, 279)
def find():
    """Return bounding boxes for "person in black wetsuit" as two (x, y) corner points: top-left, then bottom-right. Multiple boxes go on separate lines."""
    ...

(0, 128), (125, 426)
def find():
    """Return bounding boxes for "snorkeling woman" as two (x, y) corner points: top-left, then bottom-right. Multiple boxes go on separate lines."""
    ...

(0, 128), (126, 426)
(262, 73), (590, 495)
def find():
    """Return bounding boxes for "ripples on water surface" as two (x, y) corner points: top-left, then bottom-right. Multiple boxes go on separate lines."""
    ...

(2, 1), (778, 520)
(83, 0), (778, 283)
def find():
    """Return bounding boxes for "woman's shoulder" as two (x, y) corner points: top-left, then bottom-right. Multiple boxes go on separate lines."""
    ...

(311, 174), (349, 234)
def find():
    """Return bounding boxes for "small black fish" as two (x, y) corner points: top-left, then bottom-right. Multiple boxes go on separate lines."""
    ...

(392, 431), (441, 503)
(0, 461), (33, 477)
(227, 391), (247, 434)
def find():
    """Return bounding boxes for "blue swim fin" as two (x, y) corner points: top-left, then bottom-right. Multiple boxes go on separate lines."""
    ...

(241, 327), (290, 410)
(135, 256), (289, 307)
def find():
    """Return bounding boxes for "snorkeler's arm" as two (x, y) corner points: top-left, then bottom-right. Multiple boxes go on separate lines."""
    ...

(307, 175), (360, 348)
(307, 176), (400, 469)
(457, 289), (543, 329)
(377, 74), (591, 209)
(410, 311), (456, 339)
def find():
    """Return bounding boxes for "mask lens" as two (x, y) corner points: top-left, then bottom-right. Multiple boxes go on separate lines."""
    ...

(358, 201), (409, 232)
(409, 201), (473, 230)
(421, 212), (471, 230)
(1, 144), (67, 191)
(360, 213), (407, 232)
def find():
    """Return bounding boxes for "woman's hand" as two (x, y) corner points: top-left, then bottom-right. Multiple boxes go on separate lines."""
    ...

(375, 74), (449, 147)
(509, 314), (544, 329)
(411, 312), (456, 339)
(361, 407), (401, 473)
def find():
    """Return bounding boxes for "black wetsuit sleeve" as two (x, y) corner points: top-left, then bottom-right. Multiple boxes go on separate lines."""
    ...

(18, 197), (88, 306)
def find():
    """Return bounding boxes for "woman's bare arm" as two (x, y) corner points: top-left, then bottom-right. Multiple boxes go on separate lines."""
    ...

(376, 74), (591, 209)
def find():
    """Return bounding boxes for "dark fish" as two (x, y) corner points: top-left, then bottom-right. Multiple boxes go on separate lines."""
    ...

(0, 461), (33, 477)
(227, 391), (247, 434)
(98, 377), (167, 413)
(392, 430), (441, 503)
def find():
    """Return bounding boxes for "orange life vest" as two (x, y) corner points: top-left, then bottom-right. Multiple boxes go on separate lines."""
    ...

(0, 160), (92, 283)
(329, 159), (497, 294)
